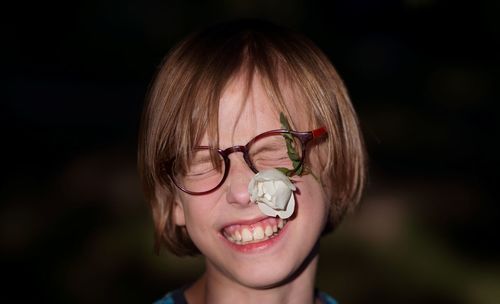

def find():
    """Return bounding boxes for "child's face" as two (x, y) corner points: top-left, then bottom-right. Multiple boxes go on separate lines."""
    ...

(173, 74), (331, 288)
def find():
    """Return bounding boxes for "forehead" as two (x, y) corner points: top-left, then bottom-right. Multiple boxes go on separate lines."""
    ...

(216, 73), (310, 146)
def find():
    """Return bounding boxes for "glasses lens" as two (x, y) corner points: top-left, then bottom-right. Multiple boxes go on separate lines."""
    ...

(172, 148), (225, 193)
(248, 133), (303, 172)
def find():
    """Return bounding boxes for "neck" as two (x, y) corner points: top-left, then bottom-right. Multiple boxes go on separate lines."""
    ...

(186, 253), (319, 304)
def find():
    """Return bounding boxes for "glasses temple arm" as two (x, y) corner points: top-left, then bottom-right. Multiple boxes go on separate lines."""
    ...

(311, 127), (327, 138)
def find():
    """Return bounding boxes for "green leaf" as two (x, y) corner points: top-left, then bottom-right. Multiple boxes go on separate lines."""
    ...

(275, 167), (289, 175)
(280, 112), (291, 130)
(279, 112), (305, 175)
(286, 144), (301, 161)
(296, 164), (304, 176)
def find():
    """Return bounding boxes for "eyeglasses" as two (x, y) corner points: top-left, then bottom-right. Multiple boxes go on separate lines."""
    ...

(164, 127), (327, 195)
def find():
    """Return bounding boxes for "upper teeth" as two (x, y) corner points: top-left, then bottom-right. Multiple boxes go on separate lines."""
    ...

(223, 218), (287, 244)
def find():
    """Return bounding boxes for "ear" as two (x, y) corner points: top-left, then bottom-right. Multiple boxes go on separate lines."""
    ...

(173, 198), (186, 226)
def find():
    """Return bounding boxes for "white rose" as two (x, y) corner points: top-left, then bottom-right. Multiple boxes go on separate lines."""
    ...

(248, 168), (296, 219)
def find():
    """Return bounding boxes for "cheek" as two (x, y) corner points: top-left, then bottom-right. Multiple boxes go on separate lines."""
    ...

(181, 202), (215, 251)
(307, 147), (334, 203)
(179, 192), (221, 230)
(183, 203), (208, 227)
(296, 176), (330, 227)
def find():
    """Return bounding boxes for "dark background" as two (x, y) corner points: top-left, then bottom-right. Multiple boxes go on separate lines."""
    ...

(3, 0), (499, 303)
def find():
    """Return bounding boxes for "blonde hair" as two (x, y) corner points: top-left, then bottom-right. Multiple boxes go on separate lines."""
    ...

(138, 20), (366, 256)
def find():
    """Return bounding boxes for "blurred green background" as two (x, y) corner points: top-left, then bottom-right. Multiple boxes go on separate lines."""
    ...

(3, 0), (499, 303)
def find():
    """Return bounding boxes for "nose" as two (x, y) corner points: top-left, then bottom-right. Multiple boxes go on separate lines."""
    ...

(225, 154), (254, 207)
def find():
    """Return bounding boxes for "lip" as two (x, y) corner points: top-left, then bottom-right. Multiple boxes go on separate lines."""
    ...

(219, 217), (290, 253)
(221, 216), (271, 229)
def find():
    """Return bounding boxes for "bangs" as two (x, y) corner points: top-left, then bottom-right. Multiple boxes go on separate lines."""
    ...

(156, 25), (324, 171)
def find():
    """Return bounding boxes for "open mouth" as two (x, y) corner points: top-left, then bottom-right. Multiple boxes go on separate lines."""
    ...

(222, 217), (288, 245)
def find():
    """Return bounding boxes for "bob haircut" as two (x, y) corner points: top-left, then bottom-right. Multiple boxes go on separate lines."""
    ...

(138, 20), (366, 256)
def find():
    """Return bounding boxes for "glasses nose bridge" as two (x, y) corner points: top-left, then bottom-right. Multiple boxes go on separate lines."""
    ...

(222, 145), (256, 173)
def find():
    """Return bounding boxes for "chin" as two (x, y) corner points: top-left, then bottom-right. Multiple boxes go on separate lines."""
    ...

(228, 259), (301, 289)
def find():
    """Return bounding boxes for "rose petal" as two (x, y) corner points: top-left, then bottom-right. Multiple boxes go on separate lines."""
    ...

(257, 201), (279, 217)
(248, 169), (296, 219)
(273, 183), (292, 210)
(257, 182), (264, 197)
(277, 193), (295, 219)
(263, 181), (276, 195)
(254, 169), (293, 186)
